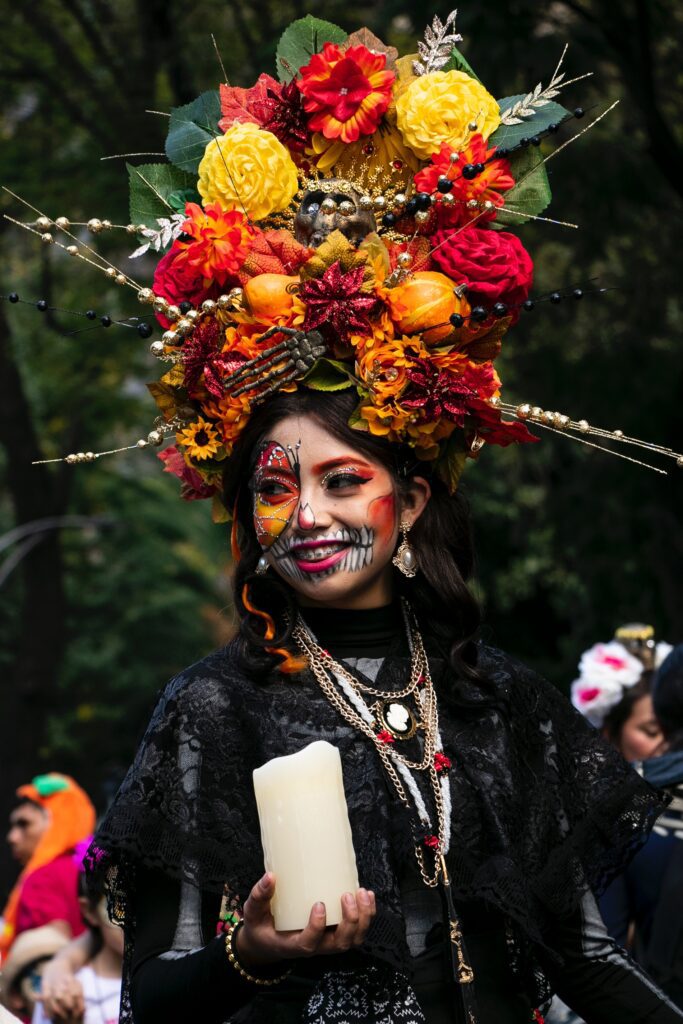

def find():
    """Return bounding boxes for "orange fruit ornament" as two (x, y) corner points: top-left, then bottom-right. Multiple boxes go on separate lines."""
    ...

(242, 274), (298, 324)
(387, 271), (470, 345)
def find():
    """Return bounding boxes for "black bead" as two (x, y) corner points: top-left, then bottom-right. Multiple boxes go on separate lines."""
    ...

(492, 302), (508, 318)
(574, 107), (585, 119)
(382, 212), (397, 228)
(101, 315), (112, 327)
(572, 288), (584, 300)
(415, 193), (432, 211)
(179, 301), (192, 314)
(520, 137), (530, 148)
(8, 292), (19, 303)
(437, 176), (453, 194)
(474, 162), (485, 174)
(462, 163), (477, 180)
(530, 136), (541, 146)
(547, 123), (559, 134)
(449, 313), (464, 328)
(85, 309), (97, 320)
(495, 148), (508, 158)
(471, 306), (488, 322)
(523, 299), (535, 312)
(549, 292), (562, 304)
(405, 197), (418, 215)
(36, 299), (48, 312)
(137, 322), (153, 338)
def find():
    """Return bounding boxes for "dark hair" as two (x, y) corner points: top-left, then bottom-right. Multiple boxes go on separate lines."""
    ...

(223, 389), (484, 692)
(653, 644), (683, 751)
(602, 671), (653, 746)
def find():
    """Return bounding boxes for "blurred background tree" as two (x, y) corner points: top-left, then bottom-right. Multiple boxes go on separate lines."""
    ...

(0, 0), (681, 894)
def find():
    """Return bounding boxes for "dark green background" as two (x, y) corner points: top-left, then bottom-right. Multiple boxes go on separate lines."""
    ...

(1, 0), (681, 894)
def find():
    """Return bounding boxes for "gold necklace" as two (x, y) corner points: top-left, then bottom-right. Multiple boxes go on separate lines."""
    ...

(292, 602), (449, 886)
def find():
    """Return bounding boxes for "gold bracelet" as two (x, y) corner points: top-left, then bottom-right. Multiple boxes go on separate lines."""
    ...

(225, 921), (291, 986)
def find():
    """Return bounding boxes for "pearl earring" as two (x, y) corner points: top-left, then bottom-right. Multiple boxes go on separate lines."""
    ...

(392, 521), (418, 577)
(256, 554), (270, 575)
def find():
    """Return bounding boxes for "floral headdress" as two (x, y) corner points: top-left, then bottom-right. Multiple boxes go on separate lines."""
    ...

(571, 624), (673, 728)
(5, 11), (682, 519)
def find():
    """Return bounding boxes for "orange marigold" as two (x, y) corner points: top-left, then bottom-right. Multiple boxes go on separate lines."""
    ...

(298, 43), (395, 144)
(174, 202), (255, 286)
(203, 392), (253, 453)
(356, 334), (427, 405)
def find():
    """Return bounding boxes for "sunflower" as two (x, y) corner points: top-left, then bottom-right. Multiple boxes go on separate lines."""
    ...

(176, 417), (222, 461)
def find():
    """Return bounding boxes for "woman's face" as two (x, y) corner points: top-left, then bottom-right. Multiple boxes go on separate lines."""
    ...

(250, 414), (428, 608)
(617, 694), (663, 762)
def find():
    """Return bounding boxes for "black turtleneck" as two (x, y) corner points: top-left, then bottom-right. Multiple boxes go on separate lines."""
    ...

(298, 602), (403, 659)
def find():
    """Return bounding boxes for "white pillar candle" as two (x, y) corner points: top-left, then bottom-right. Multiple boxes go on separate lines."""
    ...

(253, 740), (359, 931)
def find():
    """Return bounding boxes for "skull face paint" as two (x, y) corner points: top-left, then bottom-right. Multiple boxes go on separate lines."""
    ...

(252, 441), (300, 548)
(250, 414), (402, 608)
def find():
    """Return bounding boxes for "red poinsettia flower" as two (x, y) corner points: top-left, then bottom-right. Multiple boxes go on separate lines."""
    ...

(298, 43), (395, 143)
(174, 202), (255, 287)
(402, 359), (498, 426)
(377, 729), (395, 745)
(423, 834), (439, 849)
(182, 315), (233, 398)
(414, 135), (514, 228)
(433, 752), (452, 773)
(300, 261), (379, 345)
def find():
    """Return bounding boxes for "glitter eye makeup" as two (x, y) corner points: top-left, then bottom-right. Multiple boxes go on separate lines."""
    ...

(252, 441), (300, 548)
(321, 466), (374, 489)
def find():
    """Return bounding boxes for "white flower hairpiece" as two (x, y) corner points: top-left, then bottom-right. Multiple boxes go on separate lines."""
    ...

(570, 641), (644, 727)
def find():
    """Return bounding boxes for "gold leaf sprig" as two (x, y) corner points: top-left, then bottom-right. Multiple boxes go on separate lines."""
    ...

(412, 10), (463, 77)
(499, 45), (592, 126)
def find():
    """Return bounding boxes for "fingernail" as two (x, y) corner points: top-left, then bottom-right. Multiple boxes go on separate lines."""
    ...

(315, 901), (325, 913)
(358, 889), (370, 906)
(261, 872), (273, 887)
(343, 892), (354, 907)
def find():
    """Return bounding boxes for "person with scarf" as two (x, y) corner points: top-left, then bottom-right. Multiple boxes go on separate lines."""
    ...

(1, 775), (95, 962)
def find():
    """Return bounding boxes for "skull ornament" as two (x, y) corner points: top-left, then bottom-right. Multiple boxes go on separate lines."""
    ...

(294, 179), (377, 249)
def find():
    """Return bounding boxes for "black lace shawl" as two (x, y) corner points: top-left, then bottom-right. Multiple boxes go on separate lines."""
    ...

(87, 640), (666, 1009)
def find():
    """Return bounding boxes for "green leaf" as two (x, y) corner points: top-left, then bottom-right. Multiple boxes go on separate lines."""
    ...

(494, 147), (552, 227)
(165, 90), (221, 173)
(168, 188), (200, 213)
(434, 433), (468, 493)
(442, 46), (481, 83)
(302, 357), (355, 392)
(275, 16), (347, 83)
(489, 96), (571, 150)
(127, 163), (195, 229)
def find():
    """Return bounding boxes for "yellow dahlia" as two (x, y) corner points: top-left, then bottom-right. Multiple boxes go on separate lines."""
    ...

(395, 70), (500, 159)
(197, 124), (298, 222)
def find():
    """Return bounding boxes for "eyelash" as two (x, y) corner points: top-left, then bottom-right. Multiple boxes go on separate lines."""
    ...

(322, 469), (372, 490)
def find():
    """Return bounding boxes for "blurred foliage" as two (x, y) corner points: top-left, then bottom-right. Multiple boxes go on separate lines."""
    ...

(0, 0), (681, 851)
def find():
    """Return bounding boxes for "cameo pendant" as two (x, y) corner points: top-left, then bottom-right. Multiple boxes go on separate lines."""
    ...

(376, 699), (418, 740)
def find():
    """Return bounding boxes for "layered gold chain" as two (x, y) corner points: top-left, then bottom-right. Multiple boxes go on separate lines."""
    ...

(292, 605), (448, 887)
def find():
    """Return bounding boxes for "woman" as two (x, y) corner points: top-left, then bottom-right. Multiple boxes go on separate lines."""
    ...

(15, 11), (683, 1022)
(76, 388), (683, 1024)
(570, 626), (671, 764)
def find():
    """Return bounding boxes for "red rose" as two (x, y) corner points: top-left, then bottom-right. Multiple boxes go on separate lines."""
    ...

(152, 247), (221, 328)
(430, 226), (533, 322)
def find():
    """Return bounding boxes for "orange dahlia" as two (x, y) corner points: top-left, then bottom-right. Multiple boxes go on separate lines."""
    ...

(298, 43), (394, 144)
(414, 135), (514, 228)
(174, 202), (255, 286)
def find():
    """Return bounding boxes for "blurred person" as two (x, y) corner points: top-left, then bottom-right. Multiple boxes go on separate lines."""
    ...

(0, 926), (68, 1020)
(33, 865), (122, 1024)
(1, 776), (96, 962)
(570, 624), (672, 763)
(573, 634), (683, 1010)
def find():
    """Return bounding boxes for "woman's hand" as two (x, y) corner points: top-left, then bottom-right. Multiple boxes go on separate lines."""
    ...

(237, 872), (376, 968)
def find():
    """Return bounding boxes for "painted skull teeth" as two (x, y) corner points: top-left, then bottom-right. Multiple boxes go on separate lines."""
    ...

(271, 525), (375, 582)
